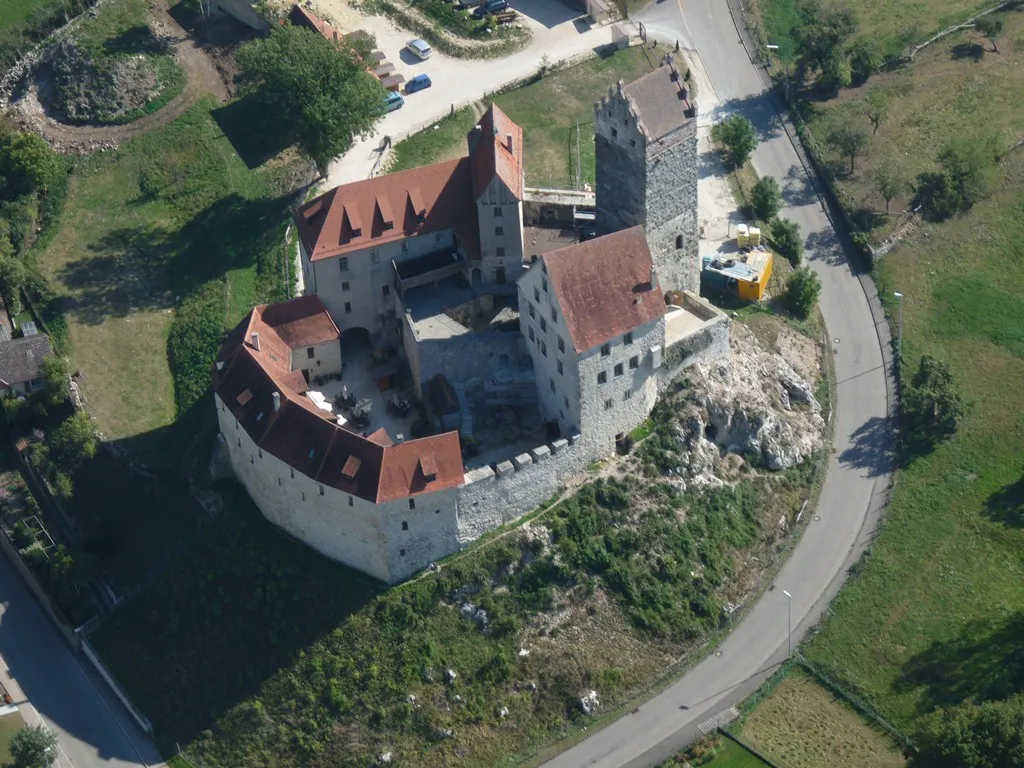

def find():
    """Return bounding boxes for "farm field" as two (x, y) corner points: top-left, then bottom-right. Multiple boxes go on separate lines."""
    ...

(387, 45), (658, 187)
(738, 668), (906, 768)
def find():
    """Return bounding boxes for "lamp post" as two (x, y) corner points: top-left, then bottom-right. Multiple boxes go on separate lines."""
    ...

(782, 589), (793, 658)
(893, 292), (903, 361)
(765, 44), (791, 104)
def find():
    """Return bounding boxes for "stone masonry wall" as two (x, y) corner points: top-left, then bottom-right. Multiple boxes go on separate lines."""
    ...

(409, 330), (525, 396)
(659, 314), (729, 390)
(644, 124), (700, 294)
(594, 95), (647, 237)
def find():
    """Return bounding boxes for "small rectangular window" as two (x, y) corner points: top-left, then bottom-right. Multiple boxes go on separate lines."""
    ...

(494, 207), (503, 217)
(542, 277), (548, 293)
(400, 548), (406, 557)
(550, 378), (555, 392)
(529, 327), (535, 341)
(604, 398), (613, 410)
(495, 226), (504, 236)
(496, 246), (505, 258)
(534, 287), (540, 302)
(348, 496), (354, 507)
(540, 317), (547, 332)
(339, 257), (349, 272)
(342, 281), (350, 292)
(551, 308), (558, 323)
(597, 371), (607, 385)
(558, 337), (565, 354)
(541, 342), (548, 357)
(557, 360), (563, 375)
(624, 332), (634, 346)
(290, 468), (295, 479)
(624, 389), (632, 400)
(601, 343), (611, 357)
(529, 303), (535, 319)
(307, 347), (315, 359)
(614, 362), (624, 377)
(611, 127), (618, 138)
(409, 498), (416, 510)
(319, 485), (325, 496)
(402, 521), (408, 531)
(382, 285), (390, 297)
(345, 302), (352, 313)
(564, 396), (569, 408)
(629, 355), (639, 370)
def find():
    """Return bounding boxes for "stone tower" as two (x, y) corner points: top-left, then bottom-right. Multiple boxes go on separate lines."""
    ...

(594, 55), (699, 294)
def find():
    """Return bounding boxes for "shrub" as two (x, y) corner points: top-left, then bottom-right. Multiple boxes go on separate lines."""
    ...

(902, 355), (966, 448)
(784, 267), (821, 318)
(848, 38), (881, 83)
(771, 218), (803, 266)
(917, 136), (1000, 221)
(751, 176), (782, 222)
(12, 521), (34, 549)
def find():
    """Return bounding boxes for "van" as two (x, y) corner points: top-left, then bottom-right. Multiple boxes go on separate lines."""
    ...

(385, 90), (405, 112)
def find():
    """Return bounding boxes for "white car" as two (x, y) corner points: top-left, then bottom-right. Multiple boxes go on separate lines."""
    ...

(406, 38), (432, 60)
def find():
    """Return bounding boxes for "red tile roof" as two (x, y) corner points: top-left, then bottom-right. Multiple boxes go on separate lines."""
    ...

(258, 295), (341, 348)
(212, 299), (464, 504)
(294, 158), (481, 262)
(542, 226), (666, 354)
(289, 4), (344, 42)
(470, 104), (524, 200)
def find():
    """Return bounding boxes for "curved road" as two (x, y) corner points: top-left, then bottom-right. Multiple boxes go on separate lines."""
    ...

(544, 1), (894, 766)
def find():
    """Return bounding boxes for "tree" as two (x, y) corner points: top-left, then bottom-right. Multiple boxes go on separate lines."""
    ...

(39, 355), (70, 408)
(611, 0), (628, 19)
(0, 252), (26, 313)
(784, 267), (821, 318)
(911, 695), (1024, 768)
(827, 124), (870, 174)
(862, 88), (889, 134)
(9, 725), (57, 768)
(236, 24), (386, 177)
(975, 14), (1004, 53)
(770, 218), (803, 266)
(872, 165), (907, 214)
(45, 411), (96, 472)
(751, 176), (782, 222)
(917, 136), (1000, 221)
(848, 37), (882, 83)
(717, 114), (758, 168)
(818, 50), (852, 93)
(903, 355), (966, 446)
(0, 132), (57, 196)
(790, 0), (857, 82)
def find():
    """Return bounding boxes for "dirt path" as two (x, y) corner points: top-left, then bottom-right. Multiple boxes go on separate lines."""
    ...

(14, 0), (230, 150)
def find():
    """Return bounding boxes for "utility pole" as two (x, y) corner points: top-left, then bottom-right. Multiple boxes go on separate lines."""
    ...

(575, 120), (581, 190)
(893, 292), (904, 361)
(783, 589), (793, 658)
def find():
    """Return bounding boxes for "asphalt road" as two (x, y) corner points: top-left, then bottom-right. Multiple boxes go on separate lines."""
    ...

(543, 1), (894, 766)
(0, 556), (163, 768)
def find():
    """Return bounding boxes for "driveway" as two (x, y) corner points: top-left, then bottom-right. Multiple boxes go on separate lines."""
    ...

(321, 0), (614, 186)
(0, 557), (164, 768)
(542, 1), (894, 766)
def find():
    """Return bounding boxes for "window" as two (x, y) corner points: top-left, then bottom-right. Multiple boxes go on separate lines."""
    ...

(278, 477), (282, 486)
(624, 389), (632, 400)
(604, 398), (613, 410)
(400, 548), (406, 557)
(534, 287), (540, 302)
(290, 468), (295, 479)
(630, 139), (636, 147)
(564, 396), (570, 408)
(611, 127), (618, 138)
(496, 246), (505, 259)
(675, 234), (684, 250)
(250, 455), (254, 464)
(342, 281), (350, 292)
(302, 492), (305, 501)
(601, 343), (611, 357)
(629, 355), (639, 370)
(348, 496), (354, 507)
(495, 226), (504, 236)
(494, 206), (503, 217)
(319, 485), (325, 496)
(529, 327), (535, 341)
(409, 498), (416, 510)
(551, 307), (558, 323)
(345, 302), (352, 314)
(382, 285), (390, 297)
(237, 438), (241, 447)
(597, 371), (608, 385)
(542, 277), (548, 293)
(558, 337), (565, 354)
(435, 509), (440, 514)
(624, 332), (634, 346)
(540, 317), (547, 332)
(540, 341), (548, 357)
(307, 347), (315, 359)
(550, 378), (556, 393)
(529, 303), (535, 319)
(339, 257), (349, 272)
(614, 363), (624, 377)
(402, 521), (408, 531)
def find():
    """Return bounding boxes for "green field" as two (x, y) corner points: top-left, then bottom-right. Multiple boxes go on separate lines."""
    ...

(659, 736), (771, 768)
(388, 46), (659, 187)
(0, 0), (50, 29)
(0, 710), (27, 764)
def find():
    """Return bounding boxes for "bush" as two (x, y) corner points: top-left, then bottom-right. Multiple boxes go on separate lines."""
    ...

(168, 280), (227, 416)
(848, 38), (881, 83)
(784, 267), (821, 318)
(716, 114), (757, 168)
(751, 176), (782, 222)
(902, 355), (966, 448)
(12, 521), (34, 549)
(771, 218), (803, 266)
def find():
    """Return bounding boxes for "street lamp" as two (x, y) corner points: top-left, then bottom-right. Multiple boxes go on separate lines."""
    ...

(44, 746), (52, 768)
(782, 589), (793, 658)
(765, 43), (791, 104)
(893, 292), (904, 361)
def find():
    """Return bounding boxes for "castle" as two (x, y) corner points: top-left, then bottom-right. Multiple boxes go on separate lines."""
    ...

(212, 58), (729, 583)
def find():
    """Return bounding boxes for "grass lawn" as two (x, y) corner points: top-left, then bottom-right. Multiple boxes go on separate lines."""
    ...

(705, 741), (772, 768)
(0, 710), (26, 764)
(738, 669), (905, 768)
(802, 129), (1024, 733)
(388, 46), (659, 187)
(0, 0), (52, 30)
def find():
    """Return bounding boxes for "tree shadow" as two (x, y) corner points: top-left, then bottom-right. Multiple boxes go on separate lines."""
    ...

(894, 613), (1024, 715)
(710, 92), (787, 145)
(950, 42), (985, 62)
(60, 193), (293, 326)
(982, 474), (1024, 527)
(102, 24), (174, 56)
(849, 207), (886, 233)
(212, 95), (296, 169)
(779, 164), (819, 208)
(837, 415), (896, 477)
(804, 228), (847, 267)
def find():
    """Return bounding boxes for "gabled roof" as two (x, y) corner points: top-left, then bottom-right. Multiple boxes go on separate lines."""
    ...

(258, 295), (341, 349)
(541, 227), (666, 354)
(0, 334), (52, 388)
(469, 104), (524, 200)
(621, 61), (695, 143)
(289, 4), (345, 42)
(294, 158), (480, 262)
(213, 299), (465, 504)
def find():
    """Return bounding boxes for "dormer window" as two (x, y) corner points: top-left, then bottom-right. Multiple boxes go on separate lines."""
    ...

(342, 455), (362, 482)
(418, 455), (438, 482)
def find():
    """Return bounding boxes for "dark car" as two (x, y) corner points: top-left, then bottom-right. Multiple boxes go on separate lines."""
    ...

(456, 0), (486, 8)
(406, 74), (433, 94)
(472, 0), (508, 16)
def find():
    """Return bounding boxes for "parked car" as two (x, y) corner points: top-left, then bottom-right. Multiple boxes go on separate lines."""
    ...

(456, 0), (486, 8)
(384, 90), (405, 113)
(405, 74), (432, 94)
(405, 38), (432, 60)
(472, 0), (508, 17)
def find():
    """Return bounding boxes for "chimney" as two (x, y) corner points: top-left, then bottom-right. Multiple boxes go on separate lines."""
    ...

(649, 264), (658, 290)
(506, 133), (513, 153)
(272, 391), (281, 412)
(251, 332), (260, 351)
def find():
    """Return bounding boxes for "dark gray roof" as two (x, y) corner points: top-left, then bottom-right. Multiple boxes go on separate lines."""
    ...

(623, 62), (695, 141)
(0, 334), (52, 388)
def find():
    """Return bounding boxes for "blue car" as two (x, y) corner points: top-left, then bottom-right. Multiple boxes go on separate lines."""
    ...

(406, 74), (432, 94)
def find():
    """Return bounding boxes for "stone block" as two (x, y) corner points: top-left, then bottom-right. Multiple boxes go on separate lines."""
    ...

(550, 438), (569, 454)
(568, 433), (582, 446)
(496, 460), (515, 477)
(464, 466), (495, 484)
(512, 453), (533, 470)
(529, 445), (551, 462)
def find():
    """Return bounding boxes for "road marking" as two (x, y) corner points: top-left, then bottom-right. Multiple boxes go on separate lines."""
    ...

(697, 706), (740, 735)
